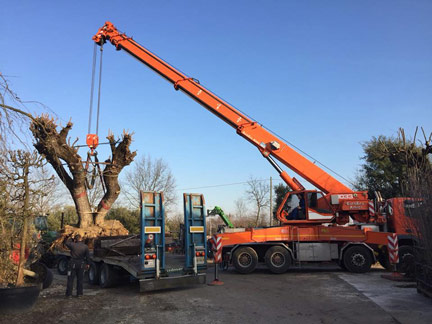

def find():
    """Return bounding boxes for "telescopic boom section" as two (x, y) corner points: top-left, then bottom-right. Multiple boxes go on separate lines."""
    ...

(93, 21), (352, 194)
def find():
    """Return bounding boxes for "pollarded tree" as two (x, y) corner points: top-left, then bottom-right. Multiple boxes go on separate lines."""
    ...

(30, 116), (136, 232)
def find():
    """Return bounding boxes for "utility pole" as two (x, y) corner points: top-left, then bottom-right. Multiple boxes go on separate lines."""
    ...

(269, 176), (273, 226)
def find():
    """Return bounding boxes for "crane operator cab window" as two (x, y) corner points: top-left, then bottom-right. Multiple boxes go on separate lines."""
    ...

(286, 193), (306, 220)
(283, 191), (333, 222)
(306, 192), (333, 221)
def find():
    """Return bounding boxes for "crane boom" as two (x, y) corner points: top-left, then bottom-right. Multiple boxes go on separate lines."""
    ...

(93, 21), (352, 195)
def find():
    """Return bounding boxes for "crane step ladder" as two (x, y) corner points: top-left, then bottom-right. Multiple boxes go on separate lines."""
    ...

(291, 226), (302, 268)
(138, 191), (207, 292)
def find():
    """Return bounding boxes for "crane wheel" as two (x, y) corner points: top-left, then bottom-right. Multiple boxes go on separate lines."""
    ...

(343, 245), (372, 273)
(265, 246), (291, 274)
(232, 247), (258, 274)
(397, 245), (415, 276)
(338, 260), (347, 271)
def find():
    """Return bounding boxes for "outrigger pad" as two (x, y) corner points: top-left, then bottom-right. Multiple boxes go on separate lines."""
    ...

(139, 273), (206, 292)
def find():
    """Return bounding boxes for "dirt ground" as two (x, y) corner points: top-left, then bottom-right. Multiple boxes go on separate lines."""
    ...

(1, 263), (431, 324)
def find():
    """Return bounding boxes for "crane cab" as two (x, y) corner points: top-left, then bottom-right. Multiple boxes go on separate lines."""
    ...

(277, 190), (335, 224)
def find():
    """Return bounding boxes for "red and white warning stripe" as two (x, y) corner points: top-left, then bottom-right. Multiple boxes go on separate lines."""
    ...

(212, 235), (222, 263)
(368, 200), (375, 216)
(387, 233), (399, 264)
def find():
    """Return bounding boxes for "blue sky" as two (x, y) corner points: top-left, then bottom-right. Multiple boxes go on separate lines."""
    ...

(1, 1), (431, 215)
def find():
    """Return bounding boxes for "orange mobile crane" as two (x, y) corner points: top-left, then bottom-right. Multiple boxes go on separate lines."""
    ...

(93, 22), (417, 274)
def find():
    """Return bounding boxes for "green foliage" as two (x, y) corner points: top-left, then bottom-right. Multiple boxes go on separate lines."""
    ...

(273, 183), (290, 217)
(106, 207), (140, 234)
(165, 213), (183, 240)
(0, 178), (15, 286)
(355, 135), (431, 198)
(47, 206), (78, 231)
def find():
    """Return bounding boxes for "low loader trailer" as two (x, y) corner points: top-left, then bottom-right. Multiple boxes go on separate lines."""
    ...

(55, 192), (207, 292)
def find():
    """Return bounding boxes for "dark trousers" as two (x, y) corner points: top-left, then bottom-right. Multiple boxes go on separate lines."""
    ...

(66, 259), (85, 296)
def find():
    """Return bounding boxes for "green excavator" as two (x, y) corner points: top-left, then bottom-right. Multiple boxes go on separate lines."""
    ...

(208, 206), (234, 229)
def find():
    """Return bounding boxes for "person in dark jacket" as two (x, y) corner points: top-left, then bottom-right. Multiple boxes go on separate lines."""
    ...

(65, 234), (90, 298)
(288, 194), (306, 220)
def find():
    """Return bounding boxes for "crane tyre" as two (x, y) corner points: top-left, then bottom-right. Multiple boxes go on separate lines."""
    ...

(265, 246), (291, 274)
(57, 256), (69, 275)
(99, 263), (117, 288)
(343, 245), (372, 273)
(338, 260), (347, 271)
(397, 245), (415, 275)
(377, 250), (391, 270)
(87, 261), (100, 285)
(232, 247), (258, 274)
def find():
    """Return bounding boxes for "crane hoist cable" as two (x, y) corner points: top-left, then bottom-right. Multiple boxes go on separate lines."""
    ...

(85, 42), (106, 193)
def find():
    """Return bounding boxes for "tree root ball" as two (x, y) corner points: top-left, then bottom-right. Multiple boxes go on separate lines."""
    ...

(52, 221), (129, 250)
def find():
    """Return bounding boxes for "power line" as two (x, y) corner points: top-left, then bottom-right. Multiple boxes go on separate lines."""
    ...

(178, 178), (283, 191)
(262, 124), (355, 187)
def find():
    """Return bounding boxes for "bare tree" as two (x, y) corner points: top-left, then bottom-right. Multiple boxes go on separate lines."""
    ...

(398, 128), (432, 273)
(123, 155), (176, 210)
(245, 176), (270, 227)
(0, 150), (52, 286)
(234, 198), (248, 219)
(30, 163), (60, 215)
(165, 212), (183, 240)
(0, 73), (34, 150)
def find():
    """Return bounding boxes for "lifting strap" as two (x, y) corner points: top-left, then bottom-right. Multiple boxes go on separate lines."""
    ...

(84, 151), (106, 193)
(84, 42), (106, 193)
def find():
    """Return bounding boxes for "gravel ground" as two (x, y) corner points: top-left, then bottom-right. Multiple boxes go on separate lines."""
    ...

(1, 263), (431, 324)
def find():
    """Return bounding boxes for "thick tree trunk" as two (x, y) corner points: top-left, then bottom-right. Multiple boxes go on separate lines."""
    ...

(72, 187), (93, 227)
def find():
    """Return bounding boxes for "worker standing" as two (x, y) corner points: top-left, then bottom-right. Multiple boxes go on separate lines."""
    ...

(65, 235), (90, 298)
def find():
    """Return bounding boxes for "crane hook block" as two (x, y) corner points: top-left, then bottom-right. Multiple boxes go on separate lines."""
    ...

(86, 134), (99, 150)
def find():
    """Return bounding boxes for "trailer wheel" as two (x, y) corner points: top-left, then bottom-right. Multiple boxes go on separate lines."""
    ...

(87, 261), (100, 285)
(343, 245), (372, 273)
(57, 256), (69, 275)
(265, 246), (291, 274)
(99, 263), (117, 288)
(232, 247), (258, 274)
